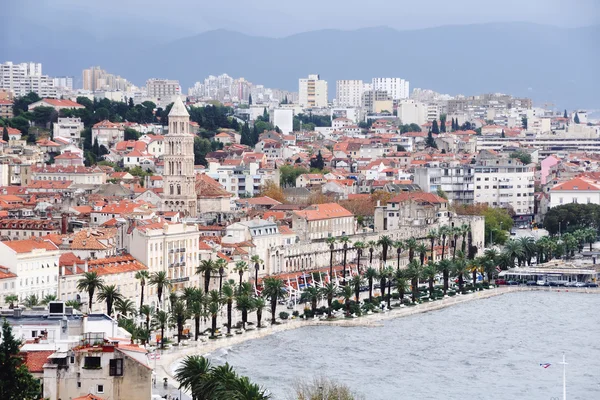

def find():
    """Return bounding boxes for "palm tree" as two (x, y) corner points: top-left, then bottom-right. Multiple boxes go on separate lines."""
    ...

(140, 304), (152, 332)
(385, 267), (394, 308)
(518, 237), (536, 266)
(135, 270), (150, 311)
(208, 290), (221, 337)
(354, 241), (365, 274)
(438, 258), (452, 295)
(340, 285), (353, 315)
(154, 310), (170, 349)
(114, 298), (136, 319)
(497, 251), (513, 271)
(378, 235), (393, 269)
(233, 261), (249, 292)
(481, 256), (497, 283)
(168, 290), (179, 312)
(40, 294), (57, 305)
(584, 227), (597, 251)
(439, 225), (449, 260)
(189, 289), (206, 340)
(227, 375), (271, 400)
(469, 258), (483, 288)
(393, 240), (404, 270)
(97, 284), (123, 316)
(339, 236), (350, 284)
(253, 296), (266, 328)
(23, 294), (39, 308)
(367, 240), (377, 266)
(416, 243), (428, 266)
(175, 355), (212, 400)
(301, 286), (320, 313)
(65, 300), (82, 311)
(262, 277), (286, 324)
(326, 237), (336, 279)
(222, 283), (235, 334)
(406, 260), (422, 303)
(393, 269), (409, 303)
(422, 262), (437, 299)
(77, 271), (104, 312)
(378, 269), (387, 304)
(4, 294), (18, 309)
(172, 300), (189, 343)
(484, 248), (498, 264)
(350, 274), (362, 303)
(250, 255), (263, 286)
(451, 227), (460, 259)
(405, 237), (418, 262)
(215, 258), (228, 293)
(504, 239), (524, 267)
(182, 287), (197, 308)
(235, 293), (254, 330)
(149, 271), (171, 311)
(320, 283), (338, 317)
(364, 267), (377, 302)
(197, 259), (218, 293)
(453, 252), (469, 292)
(427, 229), (438, 261)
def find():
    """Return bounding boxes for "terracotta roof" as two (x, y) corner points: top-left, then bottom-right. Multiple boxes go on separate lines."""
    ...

(73, 395), (105, 400)
(93, 119), (122, 129)
(23, 350), (54, 373)
(87, 254), (148, 276)
(36, 139), (60, 147)
(0, 219), (59, 231)
(293, 203), (354, 221)
(0, 266), (17, 280)
(27, 180), (73, 190)
(1, 238), (59, 253)
(4, 127), (22, 135)
(196, 174), (231, 198)
(72, 205), (92, 215)
(551, 177), (600, 191)
(36, 98), (83, 108)
(54, 151), (82, 160)
(239, 196), (282, 206)
(69, 228), (117, 250)
(389, 191), (447, 204)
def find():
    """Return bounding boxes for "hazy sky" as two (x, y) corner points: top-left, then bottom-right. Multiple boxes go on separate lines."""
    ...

(6, 0), (600, 38)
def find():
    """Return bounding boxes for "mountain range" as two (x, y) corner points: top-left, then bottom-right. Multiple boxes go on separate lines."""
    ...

(2, 22), (598, 109)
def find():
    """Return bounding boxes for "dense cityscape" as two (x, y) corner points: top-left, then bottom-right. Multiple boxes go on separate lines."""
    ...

(1, 4), (599, 399)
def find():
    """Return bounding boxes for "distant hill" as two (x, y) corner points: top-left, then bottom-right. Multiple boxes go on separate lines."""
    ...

(2, 23), (598, 109)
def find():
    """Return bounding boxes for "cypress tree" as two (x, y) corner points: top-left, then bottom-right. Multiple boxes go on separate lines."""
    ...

(248, 94), (253, 105)
(262, 107), (269, 122)
(563, 109), (567, 119)
(574, 112), (580, 124)
(0, 320), (41, 399)
(501, 129), (505, 138)
(2, 126), (8, 142)
(432, 120), (440, 134)
(426, 131), (438, 148)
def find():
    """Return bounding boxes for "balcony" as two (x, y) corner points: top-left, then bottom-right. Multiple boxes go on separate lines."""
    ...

(179, 248), (186, 252)
(169, 249), (174, 254)
(180, 261), (186, 267)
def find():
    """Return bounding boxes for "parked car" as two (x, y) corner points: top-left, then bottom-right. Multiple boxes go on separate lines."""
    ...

(574, 282), (586, 288)
(564, 281), (577, 287)
(507, 280), (519, 285)
(526, 281), (537, 286)
(585, 282), (599, 287)
(536, 280), (546, 286)
(495, 279), (507, 285)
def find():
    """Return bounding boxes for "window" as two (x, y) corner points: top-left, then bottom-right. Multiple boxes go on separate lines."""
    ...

(97, 384), (104, 394)
(77, 382), (81, 388)
(109, 359), (124, 376)
(32, 330), (37, 338)
(84, 356), (101, 369)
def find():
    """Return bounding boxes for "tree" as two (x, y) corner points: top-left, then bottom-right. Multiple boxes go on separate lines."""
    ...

(2, 126), (8, 142)
(135, 270), (150, 311)
(431, 120), (440, 134)
(364, 267), (377, 302)
(114, 298), (136, 319)
(439, 114), (447, 133)
(501, 129), (505, 138)
(97, 284), (123, 316)
(149, 271), (171, 311)
(438, 259), (452, 295)
(310, 151), (325, 170)
(258, 180), (285, 203)
(250, 254), (263, 285)
(563, 109), (568, 119)
(394, 269), (409, 303)
(197, 259), (218, 293)
(235, 292), (254, 330)
(23, 295), (39, 308)
(172, 300), (188, 343)
(522, 117), (528, 129)
(77, 271), (104, 312)
(350, 275), (362, 303)
(426, 130), (437, 148)
(422, 262), (437, 299)
(248, 94), (253, 105)
(320, 283), (338, 317)
(40, 294), (57, 305)
(406, 260), (422, 303)
(340, 285), (353, 315)
(377, 235), (393, 270)
(510, 151), (532, 165)
(279, 164), (309, 187)
(253, 296), (266, 328)
(262, 107), (269, 122)
(0, 320), (41, 400)
(92, 137), (100, 157)
(154, 310), (170, 349)
(240, 122), (252, 146)
(354, 241), (365, 274)
(574, 112), (580, 124)
(233, 261), (249, 291)
(193, 136), (212, 166)
(262, 277), (286, 324)
(339, 236), (350, 284)
(124, 128), (141, 141)
(4, 295), (18, 309)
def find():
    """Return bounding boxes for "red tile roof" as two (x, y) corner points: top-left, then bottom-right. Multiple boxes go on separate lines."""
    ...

(23, 350), (54, 373)
(551, 177), (600, 191)
(1, 238), (59, 253)
(389, 191), (447, 204)
(293, 203), (354, 221)
(37, 98), (84, 108)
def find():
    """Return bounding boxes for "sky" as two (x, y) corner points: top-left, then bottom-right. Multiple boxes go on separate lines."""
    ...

(5, 0), (600, 39)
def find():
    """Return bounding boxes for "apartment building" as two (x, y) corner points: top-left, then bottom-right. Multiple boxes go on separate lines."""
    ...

(26, 165), (106, 186)
(0, 219), (61, 240)
(371, 77), (410, 100)
(0, 61), (56, 98)
(549, 177), (600, 208)
(413, 161), (475, 205)
(206, 161), (280, 198)
(473, 150), (535, 217)
(83, 66), (131, 92)
(397, 99), (428, 125)
(374, 192), (449, 231)
(125, 221), (201, 293)
(336, 80), (364, 108)
(146, 78), (181, 99)
(53, 117), (84, 145)
(299, 74), (328, 108)
(292, 203), (355, 241)
(0, 238), (61, 305)
(0, 99), (13, 118)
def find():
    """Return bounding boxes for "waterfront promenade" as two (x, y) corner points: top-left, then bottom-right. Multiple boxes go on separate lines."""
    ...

(152, 285), (599, 398)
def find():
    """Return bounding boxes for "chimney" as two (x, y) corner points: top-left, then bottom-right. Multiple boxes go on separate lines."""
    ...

(61, 213), (68, 234)
(84, 260), (88, 273)
(60, 265), (65, 276)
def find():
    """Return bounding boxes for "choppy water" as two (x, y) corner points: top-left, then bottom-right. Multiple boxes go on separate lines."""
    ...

(215, 291), (600, 400)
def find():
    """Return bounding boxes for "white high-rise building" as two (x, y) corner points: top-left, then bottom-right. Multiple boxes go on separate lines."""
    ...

(372, 77), (410, 100)
(299, 74), (328, 108)
(146, 78), (181, 99)
(335, 80), (364, 108)
(0, 61), (56, 98)
(161, 97), (197, 217)
(53, 76), (73, 91)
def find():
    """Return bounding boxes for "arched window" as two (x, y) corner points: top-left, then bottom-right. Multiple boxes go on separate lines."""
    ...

(170, 184), (174, 195)
(177, 185), (181, 195)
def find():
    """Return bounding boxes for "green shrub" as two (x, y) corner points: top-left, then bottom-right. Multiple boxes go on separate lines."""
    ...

(292, 310), (300, 317)
(331, 300), (343, 311)
(279, 312), (289, 320)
